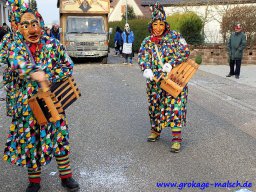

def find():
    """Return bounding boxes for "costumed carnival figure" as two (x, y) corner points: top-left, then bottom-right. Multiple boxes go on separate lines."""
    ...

(1, 7), (19, 117)
(0, 0), (80, 191)
(138, 2), (190, 153)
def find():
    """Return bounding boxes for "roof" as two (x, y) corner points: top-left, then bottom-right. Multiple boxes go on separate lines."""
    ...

(111, 0), (151, 18)
(110, 0), (119, 8)
(134, 0), (152, 17)
(141, 0), (256, 6)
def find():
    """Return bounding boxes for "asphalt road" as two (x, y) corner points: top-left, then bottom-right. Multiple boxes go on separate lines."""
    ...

(0, 54), (255, 192)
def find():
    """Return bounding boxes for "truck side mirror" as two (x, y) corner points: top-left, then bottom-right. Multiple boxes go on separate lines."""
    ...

(109, 27), (113, 35)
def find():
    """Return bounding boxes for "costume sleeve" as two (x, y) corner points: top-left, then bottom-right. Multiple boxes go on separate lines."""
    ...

(167, 32), (190, 68)
(138, 37), (152, 71)
(0, 34), (11, 64)
(8, 41), (39, 79)
(51, 43), (74, 83)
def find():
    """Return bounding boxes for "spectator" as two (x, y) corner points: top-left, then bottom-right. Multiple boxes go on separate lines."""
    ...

(50, 24), (60, 40)
(114, 26), (123, 56)
(44, 26), (51, 37)
(122, 23), (134, 65)
(0, 23), (10, 41)
(226, 23), (246, 79)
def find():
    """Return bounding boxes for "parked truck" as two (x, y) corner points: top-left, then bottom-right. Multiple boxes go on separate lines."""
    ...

(57, 0), (110, 63)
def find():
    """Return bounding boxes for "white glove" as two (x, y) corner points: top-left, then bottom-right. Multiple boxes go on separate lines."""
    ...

(163, 63), (172, 73)
(143, 69), (154, 81)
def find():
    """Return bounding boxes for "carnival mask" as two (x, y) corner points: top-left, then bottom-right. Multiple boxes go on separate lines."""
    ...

(125, 23), (130, 32)
(152, 20), (166, 37)
(18, 12), (41, 43)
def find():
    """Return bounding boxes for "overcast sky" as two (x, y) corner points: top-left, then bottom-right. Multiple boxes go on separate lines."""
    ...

(25, 0), (59, 25)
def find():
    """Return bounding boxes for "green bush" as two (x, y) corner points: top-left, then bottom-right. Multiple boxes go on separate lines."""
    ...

(195, 54), (202, 64)
(167, 12), (204, 45)
(109, 12), (203, 52)
(109, 18), (150, 52)
(166, 13), (184, 31)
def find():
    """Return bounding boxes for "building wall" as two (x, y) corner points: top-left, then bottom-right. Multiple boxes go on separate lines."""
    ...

(109, 0), (143, 22)
(165, 3), (256, 43)
(0, 0), (10, 26)
(190, 45), (256, 65)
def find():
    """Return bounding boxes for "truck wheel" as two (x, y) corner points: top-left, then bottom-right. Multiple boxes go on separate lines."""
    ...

(101, 56), (108, 64)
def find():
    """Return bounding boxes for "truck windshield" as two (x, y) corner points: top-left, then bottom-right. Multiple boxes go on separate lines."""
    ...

(66, 16), (106, 34)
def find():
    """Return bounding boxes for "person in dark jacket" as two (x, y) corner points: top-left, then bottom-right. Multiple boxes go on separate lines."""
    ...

(50, 24), (60, 40)
(0, 23), (9, 41)
(114, 26), (123, 56)
(226, 23), (246, 79)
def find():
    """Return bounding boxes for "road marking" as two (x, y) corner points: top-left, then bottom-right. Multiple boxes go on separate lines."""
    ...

(240, 118), (256, 139)
(190, 80), (256, 115)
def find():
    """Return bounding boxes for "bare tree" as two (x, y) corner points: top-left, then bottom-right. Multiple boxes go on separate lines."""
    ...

(221, 6), (256, 47)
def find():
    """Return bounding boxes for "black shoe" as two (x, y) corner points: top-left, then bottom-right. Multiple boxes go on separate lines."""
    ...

(61, 177), (80, 191)
(235, 75), (239, 79)
(26, 183), (40, 192)
(226, 74), (233, 77)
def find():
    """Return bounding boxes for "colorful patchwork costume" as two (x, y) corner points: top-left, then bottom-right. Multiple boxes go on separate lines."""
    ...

(1, 32), (20, 117)
(138, 2), (190, 152)
(0, 1), (79, 191)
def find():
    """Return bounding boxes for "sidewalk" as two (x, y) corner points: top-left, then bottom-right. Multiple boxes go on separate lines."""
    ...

(199, 65), (256, 88)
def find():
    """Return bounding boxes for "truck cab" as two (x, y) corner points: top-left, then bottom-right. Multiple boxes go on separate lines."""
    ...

(58, 0), (110, 63)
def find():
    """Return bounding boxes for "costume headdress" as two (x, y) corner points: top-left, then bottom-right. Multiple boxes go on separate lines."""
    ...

(151, 2), (166, 21)
(6, 0), (44, 27)
(148, 2), (170, 34)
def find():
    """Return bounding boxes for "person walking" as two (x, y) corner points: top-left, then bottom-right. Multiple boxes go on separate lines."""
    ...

(226, 23), (246, 79)
(138, 2), (190, 153)
(122, 23), (134, 65)
(114, 26), (123, 56)
(1, 1), (79, 191)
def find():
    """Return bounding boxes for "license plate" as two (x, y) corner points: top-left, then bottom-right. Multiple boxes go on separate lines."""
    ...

(82, 51), (94, 56)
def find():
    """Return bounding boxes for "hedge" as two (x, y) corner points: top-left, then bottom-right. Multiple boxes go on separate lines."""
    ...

(109, 18), (151, 53)
(109, 12), (204, 52)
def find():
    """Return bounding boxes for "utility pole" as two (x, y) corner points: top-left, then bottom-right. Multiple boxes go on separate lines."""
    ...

(125, 0), (128, 24)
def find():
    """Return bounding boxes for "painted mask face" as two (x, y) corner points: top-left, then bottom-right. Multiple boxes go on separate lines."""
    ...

(18, 12), (41, 43)
(152, 20), (166, 37)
